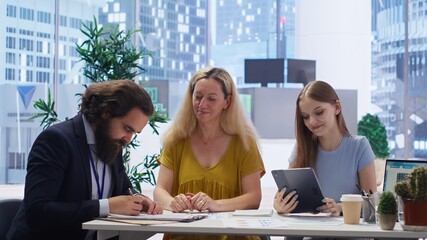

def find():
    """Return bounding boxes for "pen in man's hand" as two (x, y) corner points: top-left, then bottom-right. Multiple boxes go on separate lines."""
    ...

(128, 188), (134, 196)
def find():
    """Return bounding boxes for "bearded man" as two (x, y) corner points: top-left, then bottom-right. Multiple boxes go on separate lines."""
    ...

(7, 80), (163, 240)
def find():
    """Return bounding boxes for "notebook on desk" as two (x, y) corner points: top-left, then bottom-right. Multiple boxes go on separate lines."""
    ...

(382, 158), (427, 192)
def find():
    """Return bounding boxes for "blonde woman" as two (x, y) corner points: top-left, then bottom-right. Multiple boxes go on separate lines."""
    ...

(154, 67), (265, 240)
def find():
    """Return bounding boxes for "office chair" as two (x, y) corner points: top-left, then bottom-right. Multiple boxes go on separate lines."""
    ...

(0, 198), (22, 239)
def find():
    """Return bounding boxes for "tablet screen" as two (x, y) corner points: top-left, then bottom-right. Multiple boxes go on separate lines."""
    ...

(271, 168), (325, 213)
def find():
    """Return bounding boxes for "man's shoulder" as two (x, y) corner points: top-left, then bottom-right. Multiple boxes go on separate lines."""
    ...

(41, 115), (82, 136)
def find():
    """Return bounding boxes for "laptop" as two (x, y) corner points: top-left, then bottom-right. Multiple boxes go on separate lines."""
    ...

(382, 159), (427, 193)
(271, 168), (325, 213)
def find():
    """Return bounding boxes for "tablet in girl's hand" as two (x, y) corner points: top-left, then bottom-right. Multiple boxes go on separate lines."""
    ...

(271, 168), (325, 213)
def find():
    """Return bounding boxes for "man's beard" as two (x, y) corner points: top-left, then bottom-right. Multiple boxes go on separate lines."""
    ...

(94, 119), (126, 165)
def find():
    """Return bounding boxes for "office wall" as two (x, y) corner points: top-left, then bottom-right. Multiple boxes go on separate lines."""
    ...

(296, 0), (371, 120)
(239, 87), (358, 139)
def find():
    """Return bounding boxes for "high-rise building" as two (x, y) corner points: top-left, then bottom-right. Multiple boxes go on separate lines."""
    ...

(0, 0), (103, 184)
(1, 0), (103, 85)
(212, 0), (295, 85)
(371, 0), (427, 158)
(98, 0), (209, 83)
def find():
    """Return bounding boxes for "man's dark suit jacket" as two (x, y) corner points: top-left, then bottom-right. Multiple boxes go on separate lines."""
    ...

(7, 114), (133, 240)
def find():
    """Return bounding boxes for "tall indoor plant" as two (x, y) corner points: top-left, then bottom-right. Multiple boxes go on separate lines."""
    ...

(358, 113), (390, 188)
(31, 17), (168, 192)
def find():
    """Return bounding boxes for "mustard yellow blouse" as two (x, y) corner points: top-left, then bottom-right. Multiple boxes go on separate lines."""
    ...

(159, 135), (265, 240)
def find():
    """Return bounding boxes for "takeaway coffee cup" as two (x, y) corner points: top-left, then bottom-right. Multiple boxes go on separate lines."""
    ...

(340, 194), (363, 224)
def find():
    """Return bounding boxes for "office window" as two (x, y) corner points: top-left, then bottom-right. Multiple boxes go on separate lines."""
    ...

(6, 27), (16, 33)
(36, 56), (50, 68)
(36, 41), (43, 52)
(26, 55), (33, 67)
(36, 71), (50, 83)
(19, 7), (34, 21)
(37, 11), (51, 24)
(70, 17), (82, 29)
(69, 46), (79, 57)
(60, 15), (67, 26)
(19, 29), (34, 36)
(6, 36), (16, 49)
(59, 73), (66, 83)
(59, 59), (67, 70)
(5, 68), (15, 80)
(6, 52), (16, 64)
(37, 32), (51, 39)
(19, 38), (33, 51)
(6, 5), (16, 17)
(26, 70), (33, 82)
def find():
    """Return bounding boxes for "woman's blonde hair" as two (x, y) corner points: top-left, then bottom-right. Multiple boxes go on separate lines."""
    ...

(162, 67), (259, 150)
(293, 80), (350, 168)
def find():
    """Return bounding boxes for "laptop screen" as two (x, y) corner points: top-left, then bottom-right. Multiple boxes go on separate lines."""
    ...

(383, 159), (427, 192)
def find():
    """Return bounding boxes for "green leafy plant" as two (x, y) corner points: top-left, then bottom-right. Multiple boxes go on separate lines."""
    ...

(29, 89), (59, 130)
(358, 113), (390, 158)
(30, 17), (168, 191)
(394, 167), (427, 200)
(77, 17), (147, 82)
(377, 191), (397, 215)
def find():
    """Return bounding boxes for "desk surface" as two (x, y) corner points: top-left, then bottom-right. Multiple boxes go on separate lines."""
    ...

(83, 212), (427, 239)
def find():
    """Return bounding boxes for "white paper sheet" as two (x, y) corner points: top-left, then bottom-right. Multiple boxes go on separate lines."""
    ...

(224, 218), (289, 228)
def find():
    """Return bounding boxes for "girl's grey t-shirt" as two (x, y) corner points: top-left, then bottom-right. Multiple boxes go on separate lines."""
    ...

(288, 135), (375, 202)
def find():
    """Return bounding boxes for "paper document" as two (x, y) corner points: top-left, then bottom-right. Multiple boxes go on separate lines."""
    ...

(108, 212), (208, 222)
(279, 213), (342, 226)
(232, 209), (274, 217)
(224, 218), (289, 228)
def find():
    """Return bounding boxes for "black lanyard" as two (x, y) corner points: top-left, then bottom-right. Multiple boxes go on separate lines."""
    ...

(88, 151), (106, 199)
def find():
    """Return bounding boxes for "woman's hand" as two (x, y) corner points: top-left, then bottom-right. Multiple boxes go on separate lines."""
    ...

(273, 188), (298, 214)
(191, 192), (217, 212)
(169, 193), (193, 212)
(318, 197), (342, 217)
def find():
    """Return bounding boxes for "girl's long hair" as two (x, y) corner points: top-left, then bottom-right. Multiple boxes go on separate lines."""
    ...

(293, 80), (350, 168)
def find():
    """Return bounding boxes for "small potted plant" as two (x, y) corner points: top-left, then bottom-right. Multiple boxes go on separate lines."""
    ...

(376, 191), (397, 230)
(394, 166), (427, 227)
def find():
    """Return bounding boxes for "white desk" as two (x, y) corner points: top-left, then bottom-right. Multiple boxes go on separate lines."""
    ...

(83, 212), (427, 240)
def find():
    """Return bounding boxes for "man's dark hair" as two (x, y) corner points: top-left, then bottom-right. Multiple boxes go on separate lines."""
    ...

(80, 80), (154, 124)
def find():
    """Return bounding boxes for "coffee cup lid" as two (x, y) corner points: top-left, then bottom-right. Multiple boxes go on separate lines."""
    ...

(340, 194), (363, 202)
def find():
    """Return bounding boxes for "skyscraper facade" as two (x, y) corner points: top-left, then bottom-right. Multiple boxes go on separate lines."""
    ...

(98, 0), (209, 83)
(1, 0), (103, 85)
(212, 0), (295, 85)
(0, 0), (103, 184)
(371, 0), (427, 158)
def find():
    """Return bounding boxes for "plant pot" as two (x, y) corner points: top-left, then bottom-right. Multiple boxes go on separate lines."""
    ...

(378, 214), (397, 230)
(402, 199), (427, 226)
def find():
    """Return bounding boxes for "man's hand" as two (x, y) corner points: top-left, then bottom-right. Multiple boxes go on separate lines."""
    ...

(139, 195), (163, 214)
(108, 195), (144, 215)
(108, 195), (163, 216)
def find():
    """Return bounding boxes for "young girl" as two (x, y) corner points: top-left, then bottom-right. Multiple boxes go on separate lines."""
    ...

(273, 80), (376, 217)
